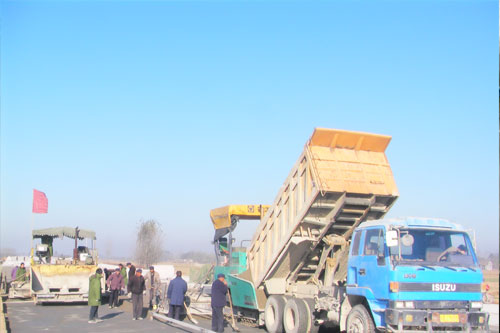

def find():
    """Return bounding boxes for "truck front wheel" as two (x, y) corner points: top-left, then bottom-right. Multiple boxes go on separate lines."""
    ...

(346, 304), (375, 333)
(265, 295), (286, 333)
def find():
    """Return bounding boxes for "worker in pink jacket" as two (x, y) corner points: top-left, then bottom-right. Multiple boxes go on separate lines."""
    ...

(106, 268), (124, 308)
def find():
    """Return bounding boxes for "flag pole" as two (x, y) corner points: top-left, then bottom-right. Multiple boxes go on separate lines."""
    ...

(31, 189), (48, 262)
(30, 213), (34, 258)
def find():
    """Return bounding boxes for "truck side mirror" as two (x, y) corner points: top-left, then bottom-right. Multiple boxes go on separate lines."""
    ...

(386, 230), (398, 247)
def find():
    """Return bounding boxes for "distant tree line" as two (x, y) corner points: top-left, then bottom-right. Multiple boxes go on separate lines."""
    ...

(478, 253), (499, 269)
(0, 248), (18, 257)
(163, 250), (214, 264)
(133, 219), (214, 266)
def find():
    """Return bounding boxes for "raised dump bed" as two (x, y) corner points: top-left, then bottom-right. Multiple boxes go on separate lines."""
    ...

(246, 128), (399, 291)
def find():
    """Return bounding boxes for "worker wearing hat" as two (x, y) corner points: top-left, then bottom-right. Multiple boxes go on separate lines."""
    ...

(144, 266), (161, 311)
(106, 267), (124, 309)
(167, 270), (187, 320)
(127, 268), (145, 320)
(126, 262), (136, 291)
(211, 273), (228, 332)
(88, 268), (103, 323)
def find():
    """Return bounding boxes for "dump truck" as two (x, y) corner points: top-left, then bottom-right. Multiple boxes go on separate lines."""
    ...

(211, 128), (489, 332)
(28, 227), (101, 304)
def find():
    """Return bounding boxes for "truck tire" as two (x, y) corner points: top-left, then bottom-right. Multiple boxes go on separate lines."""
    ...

(283, 298), (311, 333)
(304, 298), (320, 333)
(265, 295), (286, 333)
(346, 304), (375, 333)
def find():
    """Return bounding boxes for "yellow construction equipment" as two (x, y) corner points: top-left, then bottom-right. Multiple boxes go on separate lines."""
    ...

(210, 205), (270, 230)
(210, 205), (270, 268)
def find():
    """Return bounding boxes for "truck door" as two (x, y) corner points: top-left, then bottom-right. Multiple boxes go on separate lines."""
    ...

(347, 230), (363, 286)
(357, 228), (389, 301)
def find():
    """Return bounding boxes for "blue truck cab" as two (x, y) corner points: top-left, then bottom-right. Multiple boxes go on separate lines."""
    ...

(347, 217), (489, 332)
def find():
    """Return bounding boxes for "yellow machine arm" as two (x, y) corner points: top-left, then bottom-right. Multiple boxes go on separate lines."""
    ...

(210, 205), (270, 230)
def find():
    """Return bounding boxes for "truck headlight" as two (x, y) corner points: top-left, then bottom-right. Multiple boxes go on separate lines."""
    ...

(404, 301), (414, 308)
(471, 301), (482, 309)
(394, 301), (414, 309)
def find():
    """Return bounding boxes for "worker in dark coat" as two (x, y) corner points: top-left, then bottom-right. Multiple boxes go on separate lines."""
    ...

(88, 268), (103, 323)
(211, 273), (228, 332)
(167, 271), (188, 320)
(126, 262), (136, 293)
(127, 268), (145, 320)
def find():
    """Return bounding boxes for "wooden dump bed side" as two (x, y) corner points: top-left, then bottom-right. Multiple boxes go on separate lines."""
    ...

(246, 128), (399, 290)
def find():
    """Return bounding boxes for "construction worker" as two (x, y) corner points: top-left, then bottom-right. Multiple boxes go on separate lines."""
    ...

(10, 265), (18, 281)
(167, 271), (187, 320)
(128, 268), (145, 320)
(144, 266), (161, 310)
(119, 263), (128, 291)
(211, 273), (228, 332)
(41, 235), (53, 263)
(107, 268), (124, 308)
(88, 268), (104, 323)
(126, 262), (136, 294)
(15, 263), (27, 282)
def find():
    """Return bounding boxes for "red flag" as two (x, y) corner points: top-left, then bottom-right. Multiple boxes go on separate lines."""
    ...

(32, 189), (48, 213)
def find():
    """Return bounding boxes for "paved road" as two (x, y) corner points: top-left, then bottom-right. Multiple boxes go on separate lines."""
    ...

(6, 301), (167, 333)
(5, 299), (499, 333)
(4, 299), (260, 333)
(485, 303), (499, 333)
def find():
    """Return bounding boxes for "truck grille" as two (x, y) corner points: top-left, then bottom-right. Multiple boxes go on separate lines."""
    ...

(415, 300), (468, 309)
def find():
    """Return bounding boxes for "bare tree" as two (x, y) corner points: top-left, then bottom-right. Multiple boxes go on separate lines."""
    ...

(135, 219), (164, 267)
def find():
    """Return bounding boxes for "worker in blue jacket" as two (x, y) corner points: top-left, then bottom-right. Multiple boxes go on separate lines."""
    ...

(211, 273), (228, 332)
(167, 271), (188, 320)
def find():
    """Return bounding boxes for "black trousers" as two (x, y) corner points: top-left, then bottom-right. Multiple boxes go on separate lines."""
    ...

(89, 306), (99, 320)
(109, 289), (120, 307)
(169, 304), (182, 320)
(131, 293), (143, 319)
(211, 306), (224, 332)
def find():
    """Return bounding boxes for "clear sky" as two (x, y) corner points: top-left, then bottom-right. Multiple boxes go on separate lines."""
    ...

(1, 0), (498, 259)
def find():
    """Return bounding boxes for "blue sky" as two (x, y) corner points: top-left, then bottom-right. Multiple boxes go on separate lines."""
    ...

(1, 0), (498, 258)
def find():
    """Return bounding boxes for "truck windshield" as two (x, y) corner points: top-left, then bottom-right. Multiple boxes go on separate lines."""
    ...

(389, 229), (478, 267)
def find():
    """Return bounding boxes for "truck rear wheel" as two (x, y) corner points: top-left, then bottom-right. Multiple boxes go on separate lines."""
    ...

(346, 304), (375, 333)
(283, 298), (311, 333)
(265, 295), (286, 333)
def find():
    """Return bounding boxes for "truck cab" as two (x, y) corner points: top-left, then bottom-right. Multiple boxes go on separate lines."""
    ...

(347, 217), (488, 332)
